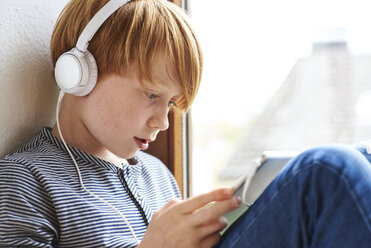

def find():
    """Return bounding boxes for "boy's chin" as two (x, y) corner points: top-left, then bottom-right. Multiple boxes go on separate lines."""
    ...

(122, 150), (139, 161)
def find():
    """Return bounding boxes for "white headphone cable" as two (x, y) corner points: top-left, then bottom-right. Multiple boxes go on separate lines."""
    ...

(56, 91), (139, 245)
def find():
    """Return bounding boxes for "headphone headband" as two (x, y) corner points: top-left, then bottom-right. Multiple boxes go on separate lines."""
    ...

(76, 0), (130, 52)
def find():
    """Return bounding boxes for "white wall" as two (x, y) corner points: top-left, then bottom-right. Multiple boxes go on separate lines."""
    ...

(0, 0), (69, 157)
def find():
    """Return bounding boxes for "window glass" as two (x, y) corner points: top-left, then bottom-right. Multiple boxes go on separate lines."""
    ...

(190, 0), (371, 196)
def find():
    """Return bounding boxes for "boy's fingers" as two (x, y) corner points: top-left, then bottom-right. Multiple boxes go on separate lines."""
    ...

(192, 196), (241, 225)
(197, 216), (228, 238)
(153, 198), (182, 219)
(178, 188), (234, 214)
(164, 198), (182, 209)
(199, 232), (222, 248)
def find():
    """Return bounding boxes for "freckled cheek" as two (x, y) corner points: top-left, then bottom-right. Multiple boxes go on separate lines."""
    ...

(90, 102), (119, 132)
(109, 106), (146, 132)
(93, 110), (112, 131)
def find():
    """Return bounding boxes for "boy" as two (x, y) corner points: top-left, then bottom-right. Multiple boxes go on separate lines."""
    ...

(0, 0), (240, 247)
(1, 0), (371, 247)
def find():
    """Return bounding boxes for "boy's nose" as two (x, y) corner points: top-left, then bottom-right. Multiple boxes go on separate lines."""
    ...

(158, 112), (169, 131)
(149, 107), (170, 131)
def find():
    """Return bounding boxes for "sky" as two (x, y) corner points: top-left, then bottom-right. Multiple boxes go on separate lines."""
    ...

(189, 0), (371, 126)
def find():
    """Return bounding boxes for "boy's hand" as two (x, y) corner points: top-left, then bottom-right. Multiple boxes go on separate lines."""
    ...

(138, 188), (241, 248)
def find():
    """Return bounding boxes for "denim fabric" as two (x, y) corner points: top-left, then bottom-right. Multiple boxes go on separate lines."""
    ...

(215, 144), (371, 248)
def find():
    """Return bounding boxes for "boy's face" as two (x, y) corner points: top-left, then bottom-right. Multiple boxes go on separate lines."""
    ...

(79, 56), (182, 160)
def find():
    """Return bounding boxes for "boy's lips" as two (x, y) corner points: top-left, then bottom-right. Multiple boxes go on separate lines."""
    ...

(134, 137), (152, 150)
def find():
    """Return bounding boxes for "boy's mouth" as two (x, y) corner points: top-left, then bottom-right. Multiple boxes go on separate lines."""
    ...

(134, 137), (150, 150)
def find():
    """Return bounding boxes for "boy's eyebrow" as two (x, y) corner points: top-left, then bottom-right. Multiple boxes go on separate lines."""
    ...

(142, 86), (159, 92)
(142, 79), (183, 95)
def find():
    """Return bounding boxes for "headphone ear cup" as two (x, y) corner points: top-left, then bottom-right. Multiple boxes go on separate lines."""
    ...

(81, 50), (98, 96)
(54, 48), (98, 96)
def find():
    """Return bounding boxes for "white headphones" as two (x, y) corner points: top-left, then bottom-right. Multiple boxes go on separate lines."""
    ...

(54, 0), (130, 96)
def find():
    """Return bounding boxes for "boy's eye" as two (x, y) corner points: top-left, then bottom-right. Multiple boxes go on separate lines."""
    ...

(145, 91), (177, 108)
(147, 92), (159, 99)
(168, 101), (177, 107)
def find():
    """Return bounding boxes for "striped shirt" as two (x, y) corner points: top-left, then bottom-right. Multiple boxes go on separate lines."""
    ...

(0, 127), (181, 247)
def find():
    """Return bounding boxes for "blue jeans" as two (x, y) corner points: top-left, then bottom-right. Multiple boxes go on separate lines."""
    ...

(215, 144), (371, 247)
